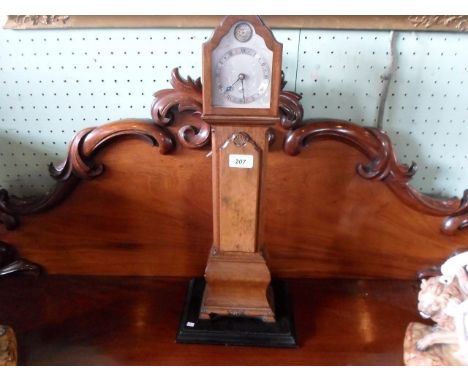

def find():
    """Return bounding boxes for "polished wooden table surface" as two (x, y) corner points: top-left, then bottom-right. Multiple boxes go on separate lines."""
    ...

(0, 275), (421, 365)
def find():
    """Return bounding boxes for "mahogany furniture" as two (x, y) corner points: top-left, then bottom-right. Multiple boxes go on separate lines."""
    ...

(0, 72), (466, 279)
(0, 275), (419, 365)
(0, 15), (467, 364)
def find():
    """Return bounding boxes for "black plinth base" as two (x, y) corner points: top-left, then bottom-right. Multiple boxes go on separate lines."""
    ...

(176, 278), (297, 348)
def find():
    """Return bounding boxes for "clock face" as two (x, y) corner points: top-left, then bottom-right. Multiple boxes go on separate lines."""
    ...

(215, 47), (270, 105)
(211, 21), (273, 109)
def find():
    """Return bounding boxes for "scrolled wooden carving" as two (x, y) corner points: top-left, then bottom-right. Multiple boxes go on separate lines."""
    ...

(0, 119), (174, 227)
(279, 91), (304, 130)
(442, 196), (468, 235)
(284, 119), (468, 234)
(278, 72), (304, 130)
(51, 118), (173, 180)
(151, 68), (202, 126)
(151, 68), (303, 149)
(0, 200), (18, 230)
(0, 240), (40, 276)
(151, 68), (210, 149)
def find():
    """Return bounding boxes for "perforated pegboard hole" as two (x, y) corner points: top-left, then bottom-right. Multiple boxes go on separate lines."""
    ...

(0, 28), (467, 197)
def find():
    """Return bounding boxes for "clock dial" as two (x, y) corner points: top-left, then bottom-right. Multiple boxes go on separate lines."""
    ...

(215, 47), (270, 105)
(210, 20), (273, 109)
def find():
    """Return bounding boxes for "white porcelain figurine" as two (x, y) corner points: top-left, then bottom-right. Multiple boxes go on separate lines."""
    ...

(404, 250), (468, 366)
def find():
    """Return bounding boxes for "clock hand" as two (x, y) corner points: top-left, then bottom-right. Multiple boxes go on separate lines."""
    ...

(225, 73), (247, 92)
(241, 77), (245, 103)
(225, 79), (239, 92)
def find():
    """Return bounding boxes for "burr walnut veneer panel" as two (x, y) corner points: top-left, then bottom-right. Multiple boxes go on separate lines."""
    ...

(1, 126), (467, 279)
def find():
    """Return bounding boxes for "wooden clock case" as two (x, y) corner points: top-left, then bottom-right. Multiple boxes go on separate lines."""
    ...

(179, 16), (297, 346)
(200, 15), (282, 319)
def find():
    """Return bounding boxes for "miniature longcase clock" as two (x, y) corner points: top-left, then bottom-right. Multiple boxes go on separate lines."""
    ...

(177, 16), (297, 347)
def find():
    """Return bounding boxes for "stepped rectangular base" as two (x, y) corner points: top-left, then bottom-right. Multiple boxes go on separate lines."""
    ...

(176, 278), (297, 348)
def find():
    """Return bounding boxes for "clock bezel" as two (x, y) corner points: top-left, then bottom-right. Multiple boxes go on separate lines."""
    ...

(202, 15), (282, 122)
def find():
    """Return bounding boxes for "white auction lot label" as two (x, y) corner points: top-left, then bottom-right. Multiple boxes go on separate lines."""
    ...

(229, 154), (254, 169)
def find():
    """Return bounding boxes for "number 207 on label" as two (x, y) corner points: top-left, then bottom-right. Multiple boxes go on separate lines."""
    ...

(229, 154), (254, 169)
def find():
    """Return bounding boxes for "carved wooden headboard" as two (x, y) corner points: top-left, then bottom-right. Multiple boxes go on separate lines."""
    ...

(1, 69), (467, 279)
